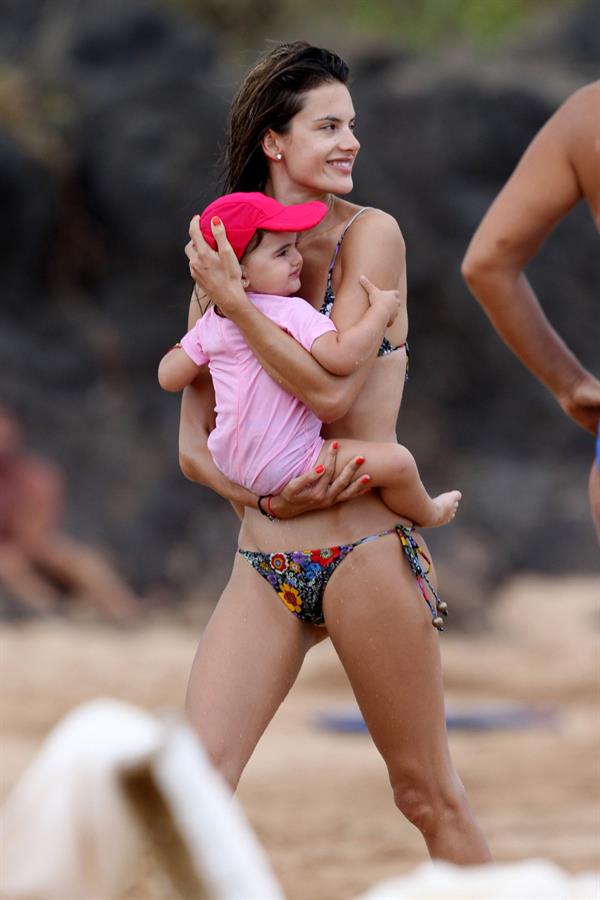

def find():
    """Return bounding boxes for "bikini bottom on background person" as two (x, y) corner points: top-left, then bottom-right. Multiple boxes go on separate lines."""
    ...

(239, 524), (448, 630)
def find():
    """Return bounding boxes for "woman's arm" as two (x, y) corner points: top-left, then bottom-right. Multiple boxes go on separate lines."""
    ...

(323, 210), (407, 334)
(175, 291), (258, 516)
(179, 369), (258, 519)
(462, 85), (600, 433)
(186, 213), (404, 422)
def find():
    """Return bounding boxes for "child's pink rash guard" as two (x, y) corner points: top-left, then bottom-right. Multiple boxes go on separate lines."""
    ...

(180, 292), (337, 495)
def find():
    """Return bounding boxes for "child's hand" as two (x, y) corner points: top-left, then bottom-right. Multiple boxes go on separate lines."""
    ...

(359, 275), (401, 326)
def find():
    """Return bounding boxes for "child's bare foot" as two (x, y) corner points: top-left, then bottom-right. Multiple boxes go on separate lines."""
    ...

(422, 490), (462, 527)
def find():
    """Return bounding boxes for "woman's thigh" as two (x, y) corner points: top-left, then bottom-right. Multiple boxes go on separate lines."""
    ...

(186, 552), (323, 788)
(322, 532), (453, 786)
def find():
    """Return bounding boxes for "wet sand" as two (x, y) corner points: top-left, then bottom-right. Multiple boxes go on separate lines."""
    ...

(1, 574), (599, 899)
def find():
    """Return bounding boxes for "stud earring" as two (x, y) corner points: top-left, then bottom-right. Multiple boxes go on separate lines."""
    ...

(241, 276), (250, 288)
(275, 152), (282, 160)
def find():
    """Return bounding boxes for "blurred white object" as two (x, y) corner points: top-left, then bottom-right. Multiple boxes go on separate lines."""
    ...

(359, 859), (600, 900)
(129, 713), (284, 900)
(2, 699), (598, 900)
(0, 698), (283, 900)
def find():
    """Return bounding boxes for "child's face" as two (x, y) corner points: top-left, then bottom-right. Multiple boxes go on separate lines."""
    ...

(242, 231), (303, 296)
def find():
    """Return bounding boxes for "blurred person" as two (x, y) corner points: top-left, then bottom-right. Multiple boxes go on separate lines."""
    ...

(179, 43), (491, 864)
(462, 81), (600, 542)
(0, 406), (140, 620)
(159, 191), (461, 528)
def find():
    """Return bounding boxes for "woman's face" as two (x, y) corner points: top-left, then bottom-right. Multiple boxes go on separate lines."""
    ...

(273, 81), (360, 196)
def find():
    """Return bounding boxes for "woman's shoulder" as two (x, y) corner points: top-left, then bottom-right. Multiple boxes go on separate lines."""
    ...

(340, 205), (406, 255)
(562, 80), (600, 117)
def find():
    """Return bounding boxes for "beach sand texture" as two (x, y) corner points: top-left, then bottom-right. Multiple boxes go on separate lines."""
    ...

(1, 574), (598, 900)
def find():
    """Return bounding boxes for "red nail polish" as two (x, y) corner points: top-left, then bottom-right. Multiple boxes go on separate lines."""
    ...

(355, 456), (365, 465)
(314, 465), (325, 474)
(212, 216), (221, 226)
(360, 475), (371, 484)
(332, 441), (339, 450)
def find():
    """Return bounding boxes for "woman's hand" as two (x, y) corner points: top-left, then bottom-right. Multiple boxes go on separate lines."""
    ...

(185, 216), (247, 316)
(557, 371), (600, 435)
(268, 443), (372, 520)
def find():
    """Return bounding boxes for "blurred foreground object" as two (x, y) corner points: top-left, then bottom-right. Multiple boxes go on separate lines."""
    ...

(359, 859), (599, 900)
(0, 699), (284, 900)
(1, 700), (598, 900)
(0, 406), (140, 620)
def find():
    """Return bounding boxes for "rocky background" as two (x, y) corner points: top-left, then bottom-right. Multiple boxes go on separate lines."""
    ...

(1, 0), (598, 614)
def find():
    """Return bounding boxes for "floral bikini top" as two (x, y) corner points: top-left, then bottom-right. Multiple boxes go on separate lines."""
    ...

(319, 207), (406, 359)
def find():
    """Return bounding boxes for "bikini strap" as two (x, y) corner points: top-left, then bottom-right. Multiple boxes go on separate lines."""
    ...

(352, 525), (397, 548)
(395, 526), (446, 630)
(326, 207), (373, 278)
(353, 524), (447, 630)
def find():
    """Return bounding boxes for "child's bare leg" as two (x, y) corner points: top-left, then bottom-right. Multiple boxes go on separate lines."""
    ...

(316, 440), (461, 527)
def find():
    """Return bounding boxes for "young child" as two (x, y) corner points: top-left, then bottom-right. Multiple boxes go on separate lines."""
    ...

(159, 192), (461, 527)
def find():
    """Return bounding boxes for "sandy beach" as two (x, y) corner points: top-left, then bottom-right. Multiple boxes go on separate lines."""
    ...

(1, 573), (599, 899)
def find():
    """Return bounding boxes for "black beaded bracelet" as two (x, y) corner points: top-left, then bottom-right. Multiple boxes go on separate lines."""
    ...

(257, 495), (276, 521)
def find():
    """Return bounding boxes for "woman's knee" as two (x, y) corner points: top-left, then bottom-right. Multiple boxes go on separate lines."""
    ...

(390, 762), (467, 834)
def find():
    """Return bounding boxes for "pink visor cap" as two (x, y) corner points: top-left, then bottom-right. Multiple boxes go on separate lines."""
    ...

(199, 192), (329, 260)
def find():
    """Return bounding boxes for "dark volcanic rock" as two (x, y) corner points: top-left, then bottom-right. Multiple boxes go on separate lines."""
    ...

(1, 0), (597, 611)
(27, 0), (226, 266)
(0, 131), (58, 299)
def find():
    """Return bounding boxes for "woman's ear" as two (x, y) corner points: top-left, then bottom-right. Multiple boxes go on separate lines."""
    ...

(261, 129), (283, 161)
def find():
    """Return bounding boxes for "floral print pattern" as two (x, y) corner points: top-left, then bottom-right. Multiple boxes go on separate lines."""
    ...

(239, 543), (354, 625)
(239, 525), (445, 629)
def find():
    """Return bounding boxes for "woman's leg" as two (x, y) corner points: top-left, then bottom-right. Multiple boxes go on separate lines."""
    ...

(186, 553), (323, 790)
(323, 532), (492, 864)
(319, 440), (461, 527)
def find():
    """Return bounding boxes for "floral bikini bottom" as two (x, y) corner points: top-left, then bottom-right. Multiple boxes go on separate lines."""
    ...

(238, 524), (448, 630)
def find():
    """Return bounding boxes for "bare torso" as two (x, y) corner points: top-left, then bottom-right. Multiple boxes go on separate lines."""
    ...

(298, 200), (408, 440)
(240, 199), (415, 552)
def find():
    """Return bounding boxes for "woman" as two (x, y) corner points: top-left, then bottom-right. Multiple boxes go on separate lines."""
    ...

(180, 42), (491, 864)
(462, 81), (600, 541)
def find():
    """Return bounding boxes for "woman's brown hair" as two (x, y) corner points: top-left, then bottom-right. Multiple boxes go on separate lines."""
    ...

(223, 42), (349, 194)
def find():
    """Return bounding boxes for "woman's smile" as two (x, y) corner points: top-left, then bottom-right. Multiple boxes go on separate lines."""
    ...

(326, 157), (355, 174)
